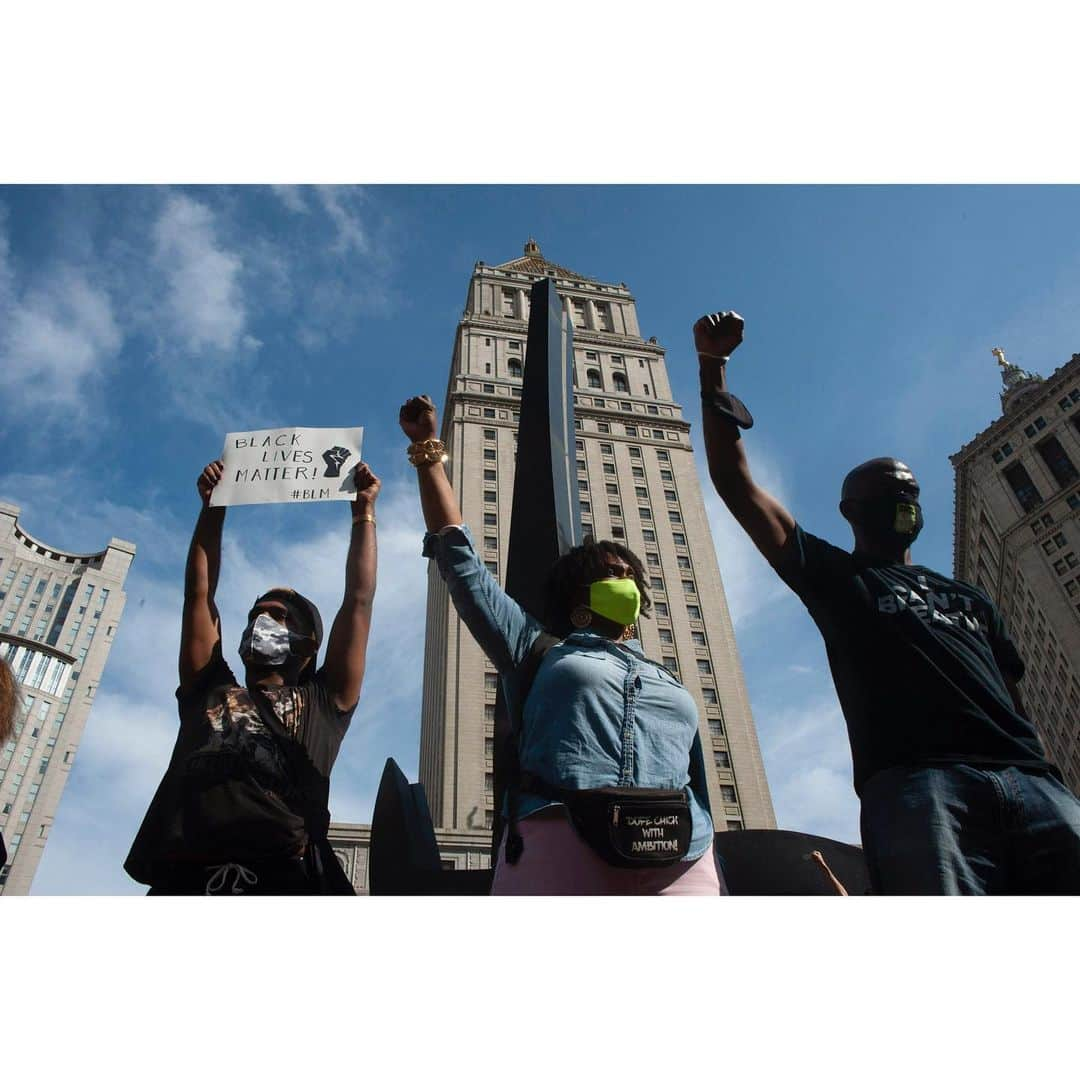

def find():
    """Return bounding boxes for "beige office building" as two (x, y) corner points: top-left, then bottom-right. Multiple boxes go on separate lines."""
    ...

(0, 503), (135, 893)
(950, 350), (1080, 796)
(419, 240), (776, 844)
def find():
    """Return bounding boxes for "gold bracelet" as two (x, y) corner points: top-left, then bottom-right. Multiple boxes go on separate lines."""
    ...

(355, 513), (376, 526)
(407, 438), (449, 467)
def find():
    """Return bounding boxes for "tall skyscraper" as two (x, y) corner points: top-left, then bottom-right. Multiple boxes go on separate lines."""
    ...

(418, 240), (776, 840)
(950, 349), (1080, 796)
(0, 503), (135, 893)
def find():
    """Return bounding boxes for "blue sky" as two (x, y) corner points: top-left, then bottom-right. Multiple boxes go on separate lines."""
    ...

(4, 184), (1080, 894)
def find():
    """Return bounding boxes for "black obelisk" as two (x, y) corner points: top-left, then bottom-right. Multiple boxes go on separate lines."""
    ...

(490, 276), (582, 860)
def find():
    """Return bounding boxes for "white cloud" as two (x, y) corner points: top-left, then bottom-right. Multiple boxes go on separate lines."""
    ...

(316, 187), (370, 255)
(270, 185), (309, 214)
(151, 193), (254, 354)
(0, 218), (122, 415)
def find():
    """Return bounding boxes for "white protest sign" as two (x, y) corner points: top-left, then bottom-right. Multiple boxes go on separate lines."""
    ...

(210, 426), (365, 507)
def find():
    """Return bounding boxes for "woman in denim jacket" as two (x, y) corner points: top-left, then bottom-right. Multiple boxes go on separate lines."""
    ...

(401, 396), (725, 895)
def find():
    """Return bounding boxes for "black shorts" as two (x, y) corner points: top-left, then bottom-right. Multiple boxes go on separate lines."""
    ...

(147, 855), (316, 896)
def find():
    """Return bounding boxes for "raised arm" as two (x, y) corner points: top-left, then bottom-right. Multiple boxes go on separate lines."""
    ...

(399, 395), (537, 673)
(179, 460), (226, 691)
(398, 395), (463, 532)
(695, 311), (796, 569)
(320, 463), (380, 712)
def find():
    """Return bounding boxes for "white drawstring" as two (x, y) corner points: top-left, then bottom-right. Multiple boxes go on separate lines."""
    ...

(205, 863), (259, 895)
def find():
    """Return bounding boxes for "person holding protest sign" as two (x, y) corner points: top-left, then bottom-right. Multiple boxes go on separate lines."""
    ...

(125, 458), (380, 895)
(401, 395), (724, 895)
(694, 309), (1080, 894)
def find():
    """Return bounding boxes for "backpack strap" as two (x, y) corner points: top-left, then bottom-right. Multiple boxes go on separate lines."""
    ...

(502, 631), (560, 866)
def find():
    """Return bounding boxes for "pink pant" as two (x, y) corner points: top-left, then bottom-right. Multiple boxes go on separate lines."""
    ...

(491, 811), (728, 896)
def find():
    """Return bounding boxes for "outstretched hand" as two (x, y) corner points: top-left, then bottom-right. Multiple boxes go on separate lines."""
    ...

(399, 395), (439, 443)
(197, 460), (225, 508)
(693, 310), (744, 360)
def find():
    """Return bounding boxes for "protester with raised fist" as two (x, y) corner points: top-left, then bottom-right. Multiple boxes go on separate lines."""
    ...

(695, 309), (1080, 894)
(400, 394), (724, 895)
(125, 457), (381, 895)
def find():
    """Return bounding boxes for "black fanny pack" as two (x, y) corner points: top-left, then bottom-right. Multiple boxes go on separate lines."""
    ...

(521, 773), (692, 869)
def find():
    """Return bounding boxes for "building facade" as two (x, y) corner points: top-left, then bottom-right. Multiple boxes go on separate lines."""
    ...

(416, 240), (776, 855)
(950, 350), (1080, 795)
(0, 503), (135, 893)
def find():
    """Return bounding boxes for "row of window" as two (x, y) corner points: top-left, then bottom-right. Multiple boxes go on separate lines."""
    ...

(576, 418), (680, 442)
(1001, 434), (1080, 513)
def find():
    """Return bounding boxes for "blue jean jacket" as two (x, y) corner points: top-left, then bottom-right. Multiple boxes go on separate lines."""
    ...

(423, 524), (715, 860)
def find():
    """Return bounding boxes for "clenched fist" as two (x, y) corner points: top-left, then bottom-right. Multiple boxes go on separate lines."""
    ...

(693, 310), (744, 361)
(399, 395), (439, 443)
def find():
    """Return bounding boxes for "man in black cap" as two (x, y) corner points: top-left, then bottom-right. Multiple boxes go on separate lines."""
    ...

(694, 310), (1080, 894)
(126, 457), (380, 895)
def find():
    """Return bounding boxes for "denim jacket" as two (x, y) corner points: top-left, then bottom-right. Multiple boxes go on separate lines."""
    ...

(423, 524), (715, 860)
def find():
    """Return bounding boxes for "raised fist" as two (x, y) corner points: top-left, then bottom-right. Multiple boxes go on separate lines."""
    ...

(399, 395), (438, 443)
(693, 310), (744, 360)
(197, 460), (224, 508)
(351, 462), (381, 516)
(322, 445), (352, 478)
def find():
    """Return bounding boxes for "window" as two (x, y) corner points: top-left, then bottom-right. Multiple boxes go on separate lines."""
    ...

(665, 490), (678, 503)
(687, 604), (702, 620)
(635, 486), (648, 499)
(576, 439), (585, 452)
(580, 500), (592, 515)
(683, 579), (696, 594)
(485, 772), (494, 792)
(702, 688), (718, 704)
(639, 507), (652, 520)
(628, 446), (642, 459)
(483, 448), (496, 461)
(595, 397), (606, 408)
(1003, 462), (1044, 513)
(587, 369), (602, 389)
(668, 511), (682, 524)
(585, 350), (598, 360)
(654, 601), (669, 617)
(611, 526), (625, 539)
(1036, 436), (1079, 487)
(653, 429), (664, 439)
(485, 673), (498, 691)
(620, 402), (632, 412)
(483, 407), (496, 418)
(483, 469), (496, 481)
(726, 820), (743, 831)
(1024, 417), (1048, 437)
(697, 659), (712, 675)
(594, 301), (613, 331)
(605, 483), (618, 495)
(579, 479), (589, 492)
(508, 359), (522, 378)
(601, 443), (613, 456)
(484, 491), (497, 503)
(642, 529), (656, 543)
(609, 504), (622, 518)
(692, 631), (707, 647)
(509, 340), (520, 351)
(597, 422), (610, 434)
(659, 628), (673, 644)
(660, 469), (673, 482)
(501, 287), (516, 316)
(646, 551), (660, 567)
(613, 372), (628, 393)
(713, 751), (731, 769)
(647, 404), (659, 415)
(603, 463), (616, 475)
(663, 656), (678, 673)
(650, 576), (664, 591)
(484, 428), (496, 441)
(673, 532), (687, 547)
(484, 537), (498, 551)
(677, 555), (691, 570)
(720, 785), (738, 804)
(611, 354), (624, 365)
(484, 513), (497, 527)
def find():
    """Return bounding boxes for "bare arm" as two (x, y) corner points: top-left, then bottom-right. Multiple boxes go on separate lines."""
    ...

(179, 460), (226, 691)
(399, 395), (463, 532)
(320, 463), (380, 712)
(695, 311), (796, 569)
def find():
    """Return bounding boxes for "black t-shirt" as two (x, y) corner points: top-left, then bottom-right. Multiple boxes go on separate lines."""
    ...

(125, 653), (352, 885)
(778, 525), (1053, 795)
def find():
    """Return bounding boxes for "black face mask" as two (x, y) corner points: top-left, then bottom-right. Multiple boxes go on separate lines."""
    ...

(851, 496), (924, 547)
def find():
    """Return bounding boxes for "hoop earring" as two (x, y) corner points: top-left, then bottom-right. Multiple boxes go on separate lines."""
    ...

(570, 606), (593, 629)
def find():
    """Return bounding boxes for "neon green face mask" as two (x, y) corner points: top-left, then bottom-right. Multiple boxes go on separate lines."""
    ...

(588, 577), (641, 627)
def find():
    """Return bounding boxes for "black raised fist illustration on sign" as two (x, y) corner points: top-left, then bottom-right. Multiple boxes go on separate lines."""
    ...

(322, 446), (352, 478)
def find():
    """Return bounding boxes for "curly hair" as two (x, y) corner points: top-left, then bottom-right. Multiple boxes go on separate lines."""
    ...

(542, 537), (652, 638)
(0, 657), (20, 746)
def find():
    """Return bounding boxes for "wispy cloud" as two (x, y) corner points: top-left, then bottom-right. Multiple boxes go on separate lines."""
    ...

(316, 187), (371, 256)
(0, 212), (122, 418)
(151, 193), (257, 355)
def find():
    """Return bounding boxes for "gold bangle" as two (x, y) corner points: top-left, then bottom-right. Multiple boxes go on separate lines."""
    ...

(355, 513), (376, 526)
(407, 438), (449, 467)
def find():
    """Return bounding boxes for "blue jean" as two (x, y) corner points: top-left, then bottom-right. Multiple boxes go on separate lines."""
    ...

(859, 764), (1080, 895)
